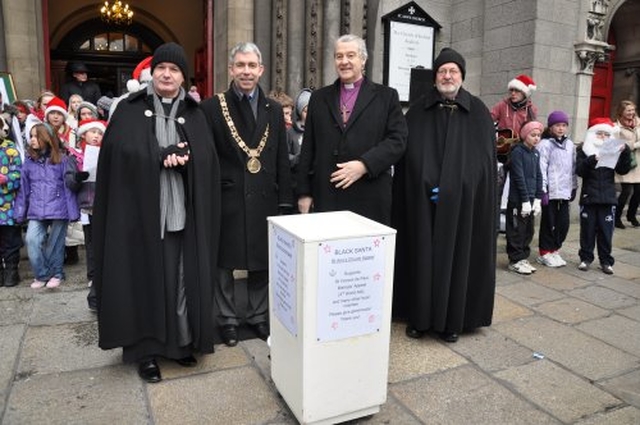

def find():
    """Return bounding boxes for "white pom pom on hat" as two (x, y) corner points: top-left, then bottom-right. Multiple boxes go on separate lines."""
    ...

(126, 56), (153, 93)
(508, 74), (537, 97)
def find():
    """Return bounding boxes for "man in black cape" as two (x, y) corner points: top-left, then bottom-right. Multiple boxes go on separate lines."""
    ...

(392, 48), (497, 343)
(93, 42), (221, 383)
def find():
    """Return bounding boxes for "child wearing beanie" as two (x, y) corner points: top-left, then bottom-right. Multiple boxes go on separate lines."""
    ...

(505, 121), (544, 274)
(536, 110), (577, 268)
(576, 118), (632, 274)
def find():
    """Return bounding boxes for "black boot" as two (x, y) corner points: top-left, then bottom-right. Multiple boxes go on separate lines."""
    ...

(87, 283), (97, 312)
(615, 216), (626, 229)
(4, 265), (20, 287)
(0, 264), (5, 287)
(64, 246), (79, 265)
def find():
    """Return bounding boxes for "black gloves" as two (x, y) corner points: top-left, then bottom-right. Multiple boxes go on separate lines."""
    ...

(159, 143), (190, 165)
(75, 171), (90, 182)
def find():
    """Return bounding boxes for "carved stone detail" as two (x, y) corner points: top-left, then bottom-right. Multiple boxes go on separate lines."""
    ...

(273, 0), (286, 91)
(575, 41), (612, 75)
(341, 0), (351, 35)
(307, 0), (321, 89)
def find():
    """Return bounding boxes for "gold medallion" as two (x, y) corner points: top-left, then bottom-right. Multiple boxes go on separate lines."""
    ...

(247, 157), (262, 173)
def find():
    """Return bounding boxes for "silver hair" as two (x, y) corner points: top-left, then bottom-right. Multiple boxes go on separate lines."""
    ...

(335, 34), (368, 62)
(229, 42), (263, 65)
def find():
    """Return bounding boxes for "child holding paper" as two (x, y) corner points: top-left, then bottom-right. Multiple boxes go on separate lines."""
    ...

(576, 118), (632, 274)
(69, 118), (105, 309)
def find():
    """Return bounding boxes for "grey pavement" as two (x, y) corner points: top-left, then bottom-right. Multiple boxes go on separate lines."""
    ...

(1, 223), (639, 424)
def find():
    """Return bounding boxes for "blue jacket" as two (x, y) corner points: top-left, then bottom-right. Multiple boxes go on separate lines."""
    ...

(13, 153), (79, 222)
(508, 142), (543, 203)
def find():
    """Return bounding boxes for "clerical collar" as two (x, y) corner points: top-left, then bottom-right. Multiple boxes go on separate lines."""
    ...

(342, 78), (363, 90)
(161, 97), (174, 104)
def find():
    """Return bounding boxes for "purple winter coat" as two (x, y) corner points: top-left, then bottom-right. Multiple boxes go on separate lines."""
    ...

(13, 153), (80, 222)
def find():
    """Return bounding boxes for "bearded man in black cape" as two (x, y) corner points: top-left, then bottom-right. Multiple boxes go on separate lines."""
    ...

(93, 42), (221, 383)
(392, 48), (497, 343)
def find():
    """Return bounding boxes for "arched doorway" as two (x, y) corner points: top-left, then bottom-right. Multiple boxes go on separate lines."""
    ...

(51, 19), (165, 97)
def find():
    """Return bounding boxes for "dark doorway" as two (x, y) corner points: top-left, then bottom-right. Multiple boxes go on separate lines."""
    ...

(51, 19), (164, 97)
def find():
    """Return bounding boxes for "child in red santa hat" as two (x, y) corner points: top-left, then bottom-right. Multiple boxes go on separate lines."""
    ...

(576, 117), (633, 274)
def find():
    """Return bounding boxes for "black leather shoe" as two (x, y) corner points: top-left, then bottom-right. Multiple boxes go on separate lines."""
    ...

(405, 325), (424, 339)
(252, 322), (270, 341)
(615, 218), (626, 229)
(176, 355), (197, 367)
(138, 359), (162, 383)
(221, 324), (238, 347)
(440, 331), (459, 343)
(628, 217), (640, 227)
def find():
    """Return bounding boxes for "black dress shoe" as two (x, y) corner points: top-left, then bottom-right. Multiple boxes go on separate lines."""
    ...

(176, 355), (197, 367)
(628, 217), (640, 227)
(405, 325), (424, 339)
(252, 322), (270, 341)
(221, 324), (238, 347)
(439, 331), (459, 343)
(615, 218), (626, 229)
(138, 359), (162, 383)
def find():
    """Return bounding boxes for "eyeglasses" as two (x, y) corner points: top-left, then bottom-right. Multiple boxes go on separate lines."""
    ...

(436, 68), (460, 77)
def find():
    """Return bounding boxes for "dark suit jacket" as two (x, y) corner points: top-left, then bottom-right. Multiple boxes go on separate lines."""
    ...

(297, 78), (407, 224)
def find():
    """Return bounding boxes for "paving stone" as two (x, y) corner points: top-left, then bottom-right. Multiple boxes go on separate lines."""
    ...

(577, 315), (640, 356)
(18, 323), (121, 376)
(240, 337), (271, 380)
(0, 325), (25, 415)
(495, 360), (621, 423)
(30, 290), (95, 326)
(619, 305), (640, 321)
(569, 286), (637, 310)
(387, 322), (467, 383)
(0, 286), (33, 302)
(148, 367), (284, 424)
(494, 316), (639, 381)
(348, 394), (423, 424)
(492, 294), (533, 324)
(599, 278), (640, 299)
(598, 370), (640, 408)
(3, 366), (149, 424)
(605, 262), (640, 281)
(497, 281), (565, 307)
(534, 298), (608, 324)
(0, 298), (33, 326)
(449, 327), (533, 372)
(532, 268), (592, 290)
(390, 365), (559, 425)
(576, 406), (640, 425)
(158, 344), (251, 380)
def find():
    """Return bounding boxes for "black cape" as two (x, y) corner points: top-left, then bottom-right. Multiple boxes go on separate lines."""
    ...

(93, 89), (221, 352)
(392, 87), (497, 333)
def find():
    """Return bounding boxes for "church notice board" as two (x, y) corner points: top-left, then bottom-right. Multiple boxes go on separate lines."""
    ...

(267, 211), (396, 425)
(382, 1), (441, 103)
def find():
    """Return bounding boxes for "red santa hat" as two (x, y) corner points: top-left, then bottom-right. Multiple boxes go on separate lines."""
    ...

(587, 117), (618, 135)
(44, 96), (68, 119)
(507, 74), (537, 97)
(127, 56), (153, 93)
(76, 118), (107, 138)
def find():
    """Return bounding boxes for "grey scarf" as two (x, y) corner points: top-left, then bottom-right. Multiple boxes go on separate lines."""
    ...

(148, 84), (186, 238)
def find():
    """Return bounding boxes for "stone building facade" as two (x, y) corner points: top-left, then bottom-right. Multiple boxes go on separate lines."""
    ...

(1, 0), (638, 140)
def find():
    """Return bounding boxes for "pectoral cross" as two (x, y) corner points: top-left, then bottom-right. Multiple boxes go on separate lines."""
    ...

(341, 104), (350, 124)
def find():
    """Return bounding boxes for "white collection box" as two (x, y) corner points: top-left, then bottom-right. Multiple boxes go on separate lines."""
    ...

(267, 211), (396, 425)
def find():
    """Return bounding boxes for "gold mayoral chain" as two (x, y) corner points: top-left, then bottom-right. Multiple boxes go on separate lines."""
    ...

(216, 93), (269, 173)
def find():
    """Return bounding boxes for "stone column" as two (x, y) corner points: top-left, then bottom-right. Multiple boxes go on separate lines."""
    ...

(286, 0), (305, 96)
(322, 0), (341, 86)
(255, 0), (272, 93)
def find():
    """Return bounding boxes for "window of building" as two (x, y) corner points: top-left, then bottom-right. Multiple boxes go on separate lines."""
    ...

(77, 32), (151, 53)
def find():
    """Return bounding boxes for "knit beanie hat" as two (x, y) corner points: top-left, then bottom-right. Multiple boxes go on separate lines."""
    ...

(508, 74), (537, 98)
(152, 42), (188, 78)
(76, 102), (99, 120)
(97, 96), (114, 112)
(127, 56), (153, 92)
(433, 48), (466, 80)
(77, 118), (107, 138)
(295, 88), (313, 117)
(45, 96), (68, 119)
(519, 120), (544, 141)
(547, 110), (569, 127)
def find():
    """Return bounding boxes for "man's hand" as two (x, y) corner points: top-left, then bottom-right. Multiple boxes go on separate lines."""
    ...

(330, 160), (367, 189)
(162, 142), (190, 168)
(298, 196), (313, 214)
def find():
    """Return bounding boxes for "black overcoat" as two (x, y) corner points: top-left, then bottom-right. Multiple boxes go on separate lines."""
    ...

(200, 86), (292, 270)
(392, 87), (497, 333)
(297, 78), (407, 224)
(93, 89), (221, 352)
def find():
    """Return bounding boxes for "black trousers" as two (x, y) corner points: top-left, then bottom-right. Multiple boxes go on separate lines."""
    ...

(505, 201), (534, 263)
(579, 204), (615, 266)
(215, 268), (268, 326)
(617, 183), (640, 221)
(0, 225), (23, 266)
(538, 199), (571, 254)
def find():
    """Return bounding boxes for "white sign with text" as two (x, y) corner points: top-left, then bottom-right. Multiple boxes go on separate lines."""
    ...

(316, 236), (386, 342)
(272, 226), (298, 336)
(388, 21), (434, 102)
